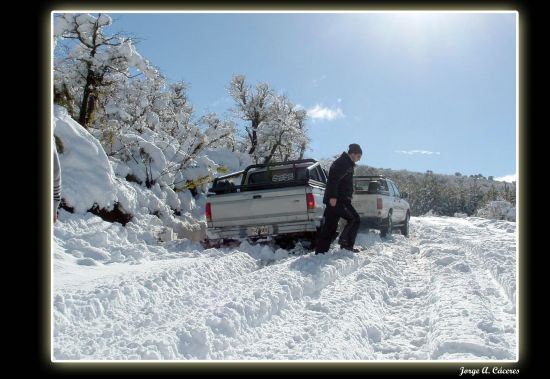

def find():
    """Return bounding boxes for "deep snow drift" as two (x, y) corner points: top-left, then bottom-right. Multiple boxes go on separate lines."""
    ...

(54, 105), (251, 243)
(52, 215), (516, 361)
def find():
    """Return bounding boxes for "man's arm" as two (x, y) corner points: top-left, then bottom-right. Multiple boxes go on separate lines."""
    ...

(325, 160), (348, 204)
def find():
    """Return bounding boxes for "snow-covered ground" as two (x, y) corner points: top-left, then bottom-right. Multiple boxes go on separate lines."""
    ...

(52, 215), (516, 361)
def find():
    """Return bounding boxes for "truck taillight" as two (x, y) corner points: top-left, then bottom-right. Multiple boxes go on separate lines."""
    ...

(206, 202), (212, 221)
(377, 198), (383, 210)
(306, 193), (315, 210)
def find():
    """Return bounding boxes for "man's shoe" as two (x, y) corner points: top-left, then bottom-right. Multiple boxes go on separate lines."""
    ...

(340, 246), (360, 253)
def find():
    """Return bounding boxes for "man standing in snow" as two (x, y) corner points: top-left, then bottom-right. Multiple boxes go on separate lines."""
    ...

(315, 144), (362, 254)
(53, 143), (62, 223)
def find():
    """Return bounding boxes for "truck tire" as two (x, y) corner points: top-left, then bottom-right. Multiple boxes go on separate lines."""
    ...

(202, 238), (222, 248)
(401, 212), (410, 237)
(380, 211), (393, 238)
(275, 236), (295, 250)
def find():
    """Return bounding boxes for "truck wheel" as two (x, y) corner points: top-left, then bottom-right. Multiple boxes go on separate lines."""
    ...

(202, 239), (222, 248)
(275, 236), (295, 250)
(380, 211), (393, 238)
(401, 213), (410, 237)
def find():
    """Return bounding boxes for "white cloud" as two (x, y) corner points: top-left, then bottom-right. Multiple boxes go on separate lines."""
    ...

(337, 98), (342, 103)
(307, 105), (345, 121)
(312, 75), (327, 87)
(494, 174), (516, 183)
(395, 150), (441, 155)
(211, 96), (231, 108)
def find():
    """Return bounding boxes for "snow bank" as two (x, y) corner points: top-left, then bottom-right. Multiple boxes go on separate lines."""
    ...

(53, 106), (214, 241)
(54, 209), (205, 265)
(54, 105), (118, 213)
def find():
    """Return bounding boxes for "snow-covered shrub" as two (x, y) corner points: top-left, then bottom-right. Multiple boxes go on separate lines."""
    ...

(423, 209), (439, 217)
(476, 201), (516, 222)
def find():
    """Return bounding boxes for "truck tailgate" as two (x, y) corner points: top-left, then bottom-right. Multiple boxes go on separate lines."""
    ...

(209, 186), (310, 227)
(352, 194), (378, 216)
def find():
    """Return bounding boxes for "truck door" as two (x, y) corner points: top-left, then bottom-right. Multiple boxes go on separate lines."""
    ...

(389, 181), (403, 222)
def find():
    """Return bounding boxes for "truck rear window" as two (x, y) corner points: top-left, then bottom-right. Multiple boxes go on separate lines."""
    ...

(247, 167), (308, 185)
(355, 179), (389, 193)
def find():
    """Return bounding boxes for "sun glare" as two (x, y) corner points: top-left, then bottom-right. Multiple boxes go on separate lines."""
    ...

(357, 11), (482, 65)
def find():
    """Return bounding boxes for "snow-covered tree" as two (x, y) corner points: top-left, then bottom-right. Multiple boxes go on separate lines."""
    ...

(199, 113), (237, 151)
(502, 182), (516, 206)
(229, 75), (273, 158)
(483, 184), (501, 205)
(95, 77), (236, 189)
(54, 13), (159, 128)
(412, 171), (444, 215)
(229, 75), (309, 163)
(466, 177), (484, 215)
(54, 13), (240, 198)
(258, 95), (308, 163)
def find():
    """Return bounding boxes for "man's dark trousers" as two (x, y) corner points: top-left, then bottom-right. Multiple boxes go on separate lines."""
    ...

(315, 201), (360, 254)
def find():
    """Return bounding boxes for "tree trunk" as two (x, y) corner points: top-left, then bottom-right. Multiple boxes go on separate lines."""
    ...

(248, 130), (257, 155)
(263, 142), (280, 164)
(248, 119), (259, 155)
(298, 142), (306, 159)
(79, 71), (97, 128)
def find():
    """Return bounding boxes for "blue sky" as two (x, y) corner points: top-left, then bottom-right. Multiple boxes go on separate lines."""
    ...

(107, 12), (516, 179)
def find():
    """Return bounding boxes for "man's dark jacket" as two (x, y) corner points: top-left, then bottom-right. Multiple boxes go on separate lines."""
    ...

(323, 152), (355, 205)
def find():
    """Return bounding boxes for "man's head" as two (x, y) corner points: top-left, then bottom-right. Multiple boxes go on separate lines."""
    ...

(348, 143), (363, 162)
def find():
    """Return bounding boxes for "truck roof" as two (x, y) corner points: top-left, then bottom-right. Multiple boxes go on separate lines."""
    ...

(209, 158), (324, 194)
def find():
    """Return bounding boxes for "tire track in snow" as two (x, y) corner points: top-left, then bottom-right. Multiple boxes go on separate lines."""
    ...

(411, 217), (516, 360)
(54, 250), (270, 359)
(455, 238), (517, 359)
(366, 231), (434, 359)
(217, 233), (408, 360)
(200, 244), (381, 359)
(54, 242), (371, 359)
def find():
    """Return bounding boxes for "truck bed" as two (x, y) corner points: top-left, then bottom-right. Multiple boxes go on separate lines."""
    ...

(208, 185), (322, 228)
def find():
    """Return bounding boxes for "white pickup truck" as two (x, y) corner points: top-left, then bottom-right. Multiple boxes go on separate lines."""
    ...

(204, 159), (327, 248)
(351, 175), (411, 237)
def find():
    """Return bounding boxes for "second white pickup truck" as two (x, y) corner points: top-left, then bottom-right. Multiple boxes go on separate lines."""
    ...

(204, 159), (327, 248)
(351, 175), (411, 237)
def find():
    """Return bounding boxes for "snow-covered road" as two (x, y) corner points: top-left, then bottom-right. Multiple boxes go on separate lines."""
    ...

(52, 215), (517, 360)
